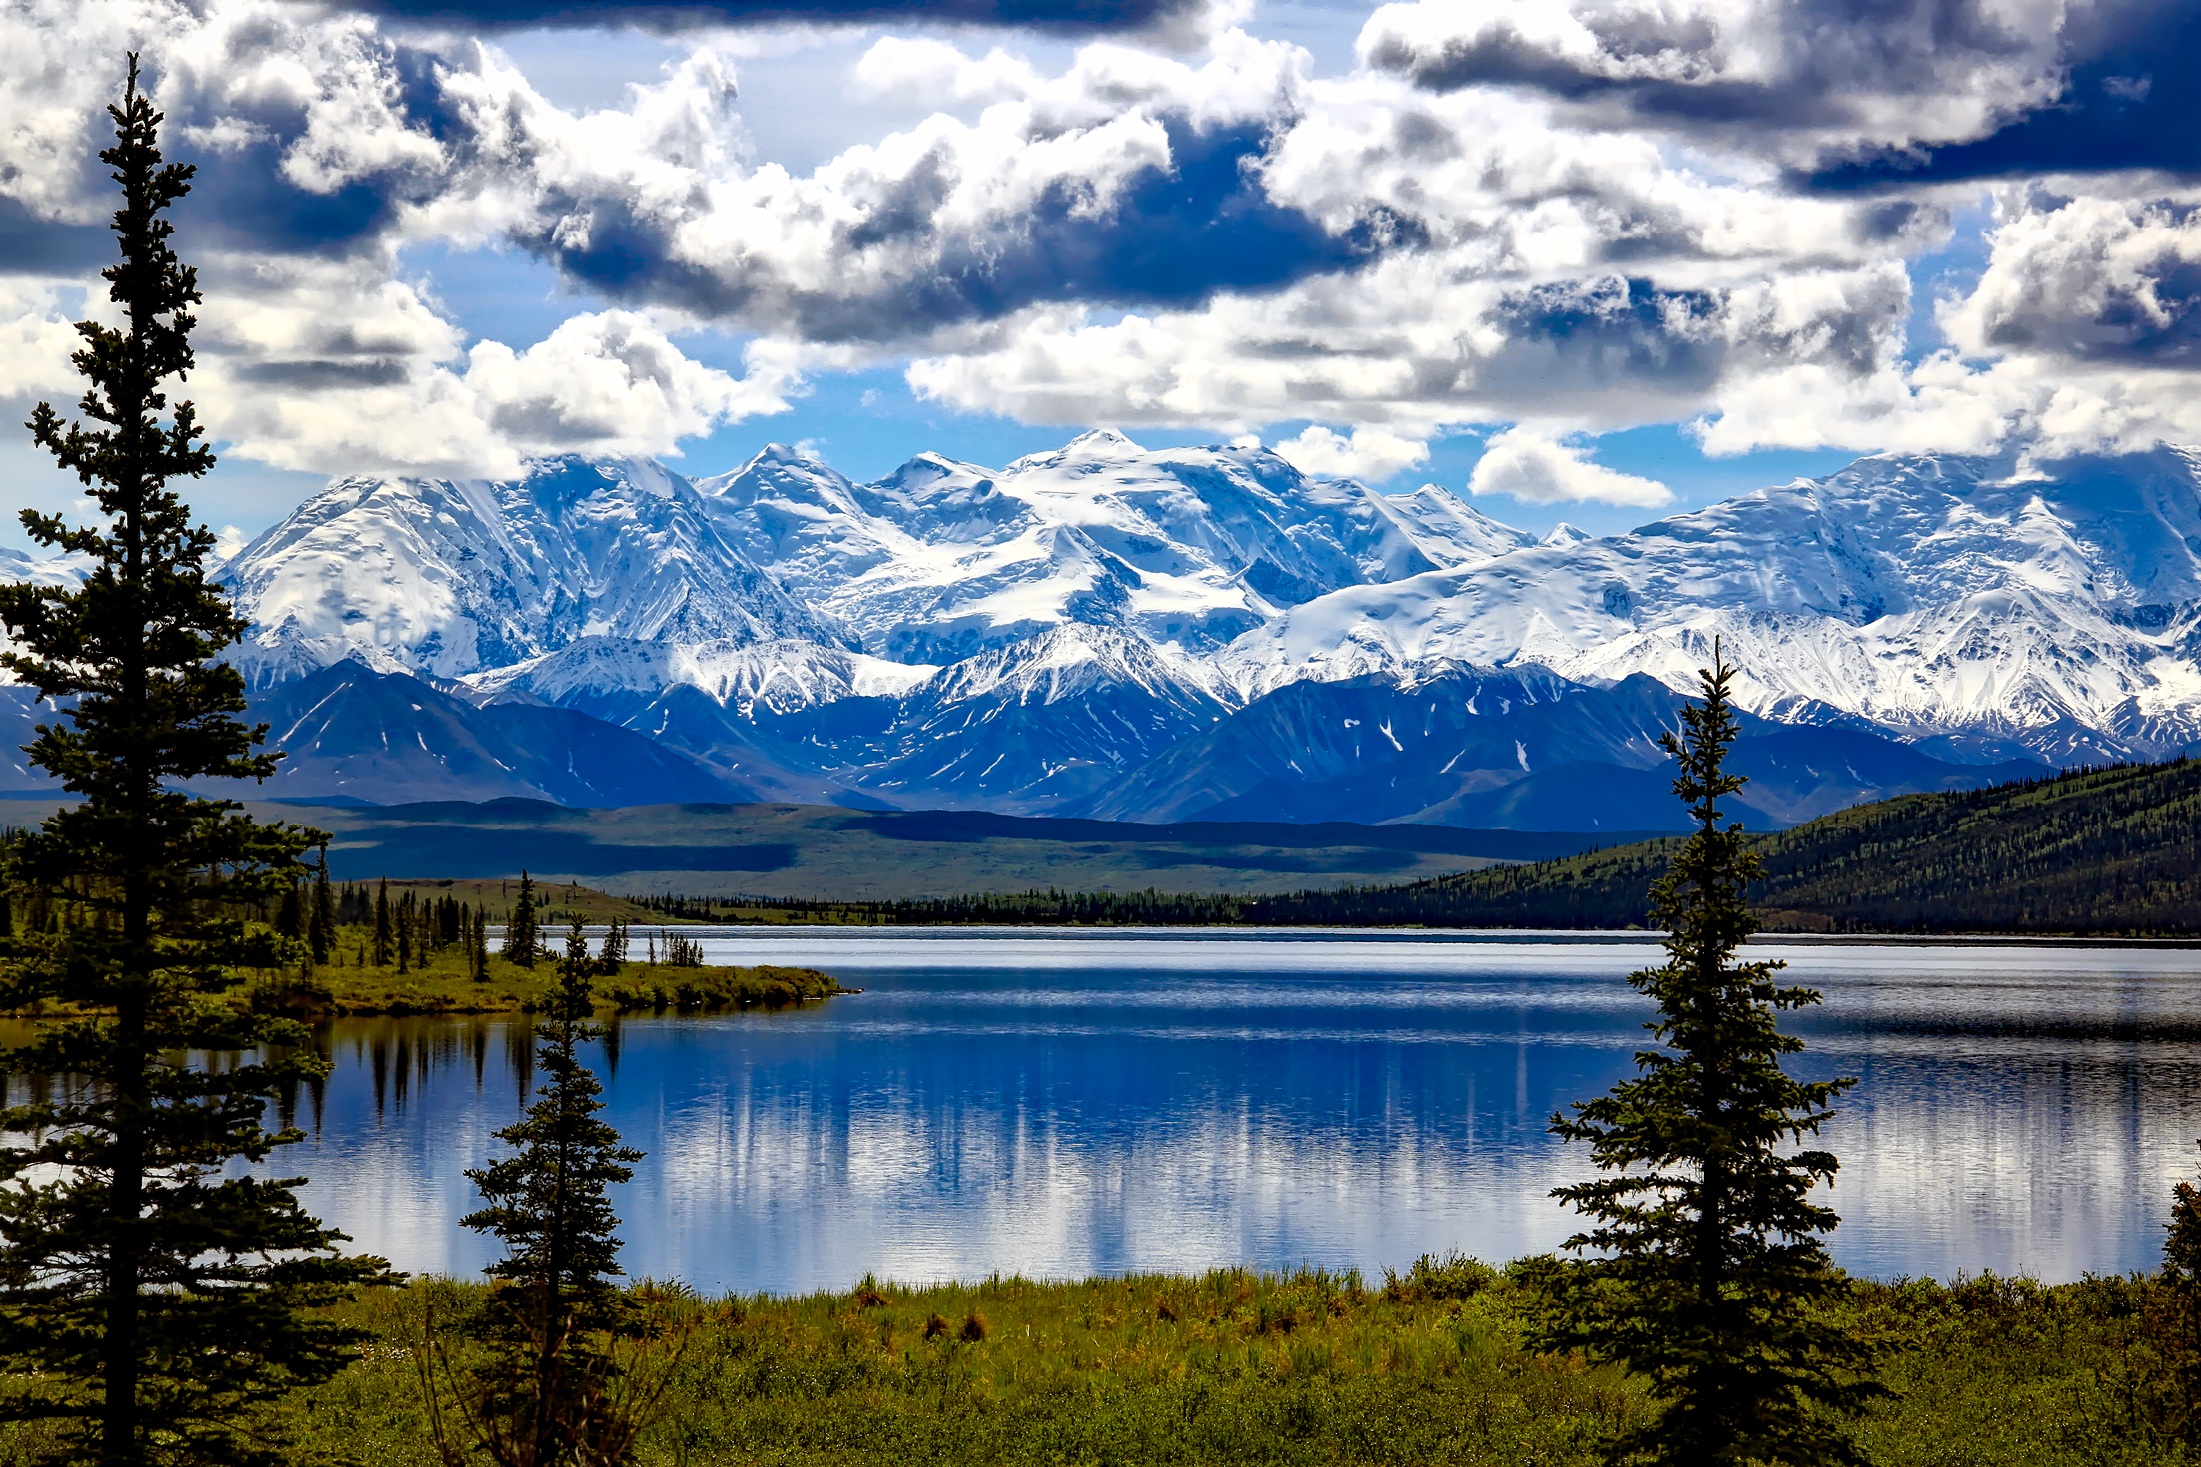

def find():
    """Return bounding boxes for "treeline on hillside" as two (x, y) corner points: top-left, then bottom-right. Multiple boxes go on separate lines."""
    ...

(1307, 759), (2201, 934)
(619, 874), (1671, 929)
(643, 759), (2201, 935)
(1747, 758), (2201, 933)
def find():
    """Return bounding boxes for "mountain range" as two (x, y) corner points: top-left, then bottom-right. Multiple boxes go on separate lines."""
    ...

(9, 431), (2201, 830)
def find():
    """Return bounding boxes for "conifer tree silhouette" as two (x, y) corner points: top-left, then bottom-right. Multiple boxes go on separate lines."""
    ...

(0, 57), (385, 1465)
(1523, 646), (1880, 1465)
(503, 869), (540, 968)
(431, 922), (651, 1465)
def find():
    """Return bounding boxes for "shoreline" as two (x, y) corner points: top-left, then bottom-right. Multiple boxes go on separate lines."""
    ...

(617, 920), (2201, 949)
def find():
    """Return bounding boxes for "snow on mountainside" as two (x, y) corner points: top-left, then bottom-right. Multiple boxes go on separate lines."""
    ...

(697, 429), (1516, 663)
(222, 456), (844, 687)
(768, 625), (1237, 812)
(15, 433), (2201, 826)
(1228, 447), (2201, 763)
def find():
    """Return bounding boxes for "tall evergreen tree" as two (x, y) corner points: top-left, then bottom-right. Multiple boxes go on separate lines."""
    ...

(374, 877), (393, 968)
(0, 59), (385, 1465)
(502, 870), (540, 968)
(274, 879), (302, 940)
(307, 846), (334, 967)
(1523, 648), (1879, 1466)
(436, 921), (647, 1465)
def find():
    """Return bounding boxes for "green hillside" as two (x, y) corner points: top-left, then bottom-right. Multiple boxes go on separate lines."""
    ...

(1292, 759), (2201, 935)
(718, 759), (2201, 933)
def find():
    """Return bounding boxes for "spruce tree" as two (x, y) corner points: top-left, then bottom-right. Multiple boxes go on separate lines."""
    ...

(374, 877), (393, 968)
(1523, 648), (1879, 1466)
(436, 921), (647, 1465)
(308, 847), (335, 967)
(502, 869), (540, 968)
(0, 58), (385, 1465)
(275, 878), (302, 940)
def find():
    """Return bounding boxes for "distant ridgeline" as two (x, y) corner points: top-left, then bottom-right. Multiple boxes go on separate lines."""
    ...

(644, 760), (2201, 936)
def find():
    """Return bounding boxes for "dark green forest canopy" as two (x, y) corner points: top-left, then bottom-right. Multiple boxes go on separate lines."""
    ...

(1328, 758), (2201, 934)
(654, 758), (2201, 934)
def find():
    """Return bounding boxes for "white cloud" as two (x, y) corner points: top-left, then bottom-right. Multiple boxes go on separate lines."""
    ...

(1270, 425), (1429, 481)
(423, 26), (1317, 341)
(1355, 0), (2074, 167)
(0, 0), (2195, 488)
(0, 282), (84, 398)
(1467, 427), (1671, 505)
(850, 37), (1043, 106)
(202, 302), (792, 479)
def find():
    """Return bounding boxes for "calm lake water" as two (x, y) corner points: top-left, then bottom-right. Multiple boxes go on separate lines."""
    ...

(277, 929), (2201, 1294)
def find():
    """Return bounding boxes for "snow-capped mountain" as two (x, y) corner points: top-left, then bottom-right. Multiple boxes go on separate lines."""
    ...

(690, 429), (1523, 663)
(224, 456), (845, 687)
(12, 431), (2201, 828)
(1225, 447), (2201, 762)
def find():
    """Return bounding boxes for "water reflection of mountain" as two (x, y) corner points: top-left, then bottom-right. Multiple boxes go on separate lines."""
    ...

(267, 938), (2201, 1292)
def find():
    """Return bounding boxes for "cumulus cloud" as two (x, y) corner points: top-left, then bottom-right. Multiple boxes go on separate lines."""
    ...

(905, 260), (1917, 441)
(1359, 0), (2201, 184)
(202, 295), (793, 477)
(430, 29), (1365, 342)
(0, 1), (799, 477)
(337, 0), (1218, 39)
(1945, 191), (2201, 366)
(1270, 424), (1429, 481)
(0, 281), (85, 399)
(850, 36), (1046, 104)
(1359, 0), (2074, 167)
(1466, 427), (1671, 505)
(0, 0), (2196, 489)
(1698, 187), (2201, 461)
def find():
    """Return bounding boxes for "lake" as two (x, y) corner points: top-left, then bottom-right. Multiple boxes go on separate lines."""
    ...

(278, 929), (2201, 1295)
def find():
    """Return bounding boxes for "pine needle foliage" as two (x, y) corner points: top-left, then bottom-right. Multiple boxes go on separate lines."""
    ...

(435, 921), (649, 1465)
(2138, 1149), (2201, 1445)
(1522, 649), (1879, 1466)
(0, 58), (387, 1466)
(501, 871), (540, 969)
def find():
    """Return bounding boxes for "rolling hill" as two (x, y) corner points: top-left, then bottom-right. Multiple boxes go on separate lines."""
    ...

(1250, 759), (2201, 935)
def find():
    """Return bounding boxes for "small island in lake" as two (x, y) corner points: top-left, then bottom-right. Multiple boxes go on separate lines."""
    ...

(28, 875), (854, 1021)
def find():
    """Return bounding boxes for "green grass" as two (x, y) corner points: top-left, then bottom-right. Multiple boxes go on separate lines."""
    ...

(24, 1264), (2167, 1467)
(243, 932), (845, 1018)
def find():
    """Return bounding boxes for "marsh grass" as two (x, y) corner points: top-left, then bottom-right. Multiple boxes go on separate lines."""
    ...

(0, 1265), (2173, 1465)
(0, 1263), (2153, 1467)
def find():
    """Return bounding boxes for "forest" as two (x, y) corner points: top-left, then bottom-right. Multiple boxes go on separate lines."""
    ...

(619, 758), (2201, 934)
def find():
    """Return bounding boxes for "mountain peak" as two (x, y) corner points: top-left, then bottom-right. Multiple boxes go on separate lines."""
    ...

(750, 441), (826, 468)
(1006, 429), (1147, 472)
(1065, 427), (1143, 454)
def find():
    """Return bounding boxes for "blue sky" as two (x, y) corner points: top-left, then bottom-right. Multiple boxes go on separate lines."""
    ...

(2, 0), (2195, 549)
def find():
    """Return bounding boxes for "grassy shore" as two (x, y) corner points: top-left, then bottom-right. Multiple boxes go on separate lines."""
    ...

(237, 936), (846, 1018)
(108, 1261), (2168, 1466)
